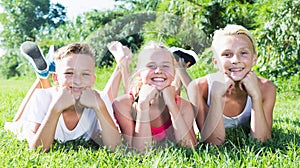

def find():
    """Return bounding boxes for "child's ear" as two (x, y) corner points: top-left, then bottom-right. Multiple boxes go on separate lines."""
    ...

(252, 53), (258, 66)
(212, 57), (218, 68)
(52, 73), (59, 85)
(92, 74), (96, 85)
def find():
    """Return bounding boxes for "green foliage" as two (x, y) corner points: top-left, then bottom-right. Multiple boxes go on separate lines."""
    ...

(86, 11), (156, 67)
(254, 0), (300, 81)
(0, 0), (66, 78)
(200, 0), (257, 36)
(115, 0), (161, 11)
(0, 0), (299, 95)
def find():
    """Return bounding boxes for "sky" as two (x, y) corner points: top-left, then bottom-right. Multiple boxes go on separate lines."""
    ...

(0, 0), (116, 56)
(51, 0), (116, 19)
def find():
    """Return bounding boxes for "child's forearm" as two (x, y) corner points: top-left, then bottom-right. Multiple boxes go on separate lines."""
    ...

(95, 102), (121, 150)
(250, 96), (271, 142)
(133, 106), (153, 152)
(168, 105), (197, 148)
(176, 68), (192, 89)
(29, 107), (61, 152)
(201, 95), (225, 146)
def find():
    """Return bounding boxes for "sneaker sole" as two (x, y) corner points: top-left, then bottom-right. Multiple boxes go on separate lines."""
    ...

(20, 41), (47, 71)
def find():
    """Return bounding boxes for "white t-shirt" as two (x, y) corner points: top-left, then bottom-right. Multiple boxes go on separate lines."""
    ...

(5, 87), (114, 142)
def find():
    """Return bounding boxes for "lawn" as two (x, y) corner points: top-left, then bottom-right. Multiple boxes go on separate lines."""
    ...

(0, 71), (299, 167)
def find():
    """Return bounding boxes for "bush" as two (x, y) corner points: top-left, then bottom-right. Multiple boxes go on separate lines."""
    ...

(255, 0), (300, 81)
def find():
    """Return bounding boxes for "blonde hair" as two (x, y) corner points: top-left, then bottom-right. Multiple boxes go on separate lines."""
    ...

(54, 43), (95, 63)
(136, 41), (174, 69)
(131, 41), (175, 98)
(212, 24), (257, 54)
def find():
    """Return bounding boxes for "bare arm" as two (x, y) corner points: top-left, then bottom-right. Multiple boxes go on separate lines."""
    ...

(80, 89), (121, 150)
(28, 87), (74, 151)
(132, 85), (158, 152)
(112, 95), (135, 148)
(172, 58), (192, 94)
(162, 86), (197, 148)
(241, 72), (276, 142)
(187, 75), (228, 146)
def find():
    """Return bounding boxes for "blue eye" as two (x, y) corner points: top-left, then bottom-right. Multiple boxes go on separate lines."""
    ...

(162, 64), (170, 69)
(147, 64), (157, 69)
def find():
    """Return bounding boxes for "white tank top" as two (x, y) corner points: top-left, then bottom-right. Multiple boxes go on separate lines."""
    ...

(206, 74), (252, 128)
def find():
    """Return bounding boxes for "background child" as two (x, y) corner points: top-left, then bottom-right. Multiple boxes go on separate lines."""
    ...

(5, 43), (128, 152)
(113, 42), (197, 152)
(187, 24), (276, 146)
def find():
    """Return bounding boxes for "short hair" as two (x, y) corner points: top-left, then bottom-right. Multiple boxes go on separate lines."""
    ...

(54, 43), (95, 62)
(212, 24), (257, 54)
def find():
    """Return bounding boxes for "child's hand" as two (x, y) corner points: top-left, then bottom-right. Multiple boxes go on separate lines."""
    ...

(161, 86), (177, 106)
(174, 57), (187, 70)
(53, 87), (76, 112)
(210, 72), (235, 97)
(138, 85), (159, 110)
(77, 88), (100, 109)
(107, 41), (132, 65)
(239, 71), (261, 98)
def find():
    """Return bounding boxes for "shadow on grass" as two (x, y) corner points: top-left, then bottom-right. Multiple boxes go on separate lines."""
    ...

(51, 139), (101, 152)
(46, 117), (299, 157)
(196, 118), (300, 155)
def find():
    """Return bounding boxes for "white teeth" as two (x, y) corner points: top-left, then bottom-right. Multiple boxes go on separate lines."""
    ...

(152, 77), (165, 82)
(230, 68), (244, 72)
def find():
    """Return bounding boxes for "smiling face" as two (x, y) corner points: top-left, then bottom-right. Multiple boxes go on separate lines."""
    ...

(212, 34), (257, 81)
(53, 54), (96, 98)
(137, 48), (175, 90)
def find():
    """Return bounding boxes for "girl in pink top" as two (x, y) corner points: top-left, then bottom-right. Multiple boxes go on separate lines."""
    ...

(113, 42), (197, 152)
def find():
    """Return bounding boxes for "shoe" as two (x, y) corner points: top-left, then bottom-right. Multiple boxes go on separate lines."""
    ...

(46, 45), (57, 73)
(170, 47), (199, 68)
(20, 41), (49, 78)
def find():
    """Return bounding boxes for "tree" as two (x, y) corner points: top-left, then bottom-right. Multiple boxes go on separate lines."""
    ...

(86, 11), (156, 67)
(254, 0), (300, 81)
(0, 0), (66, 78)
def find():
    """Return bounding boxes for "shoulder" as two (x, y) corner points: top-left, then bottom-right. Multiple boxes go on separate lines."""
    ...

(257, 76), (276, 99)
(187, 75), (209, 99)
(258, 77), (276, 93)
(112, 94), (133, 109)
(188, 76), (208, 90)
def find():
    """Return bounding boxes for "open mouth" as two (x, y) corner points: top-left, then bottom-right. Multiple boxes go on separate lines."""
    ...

(70, 86), (83, 92)
(151, 77), (166, 82)
(229, 67), (244, 72)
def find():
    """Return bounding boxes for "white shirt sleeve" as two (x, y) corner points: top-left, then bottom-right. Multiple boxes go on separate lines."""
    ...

(21, 88), (52, 124)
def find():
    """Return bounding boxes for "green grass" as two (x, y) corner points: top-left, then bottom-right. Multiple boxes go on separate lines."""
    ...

(0, 71), (299, 167)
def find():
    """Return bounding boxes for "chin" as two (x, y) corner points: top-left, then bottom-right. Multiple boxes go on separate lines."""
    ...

(230, 75), (246, 81)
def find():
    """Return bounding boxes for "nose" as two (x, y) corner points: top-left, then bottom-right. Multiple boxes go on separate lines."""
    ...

(154, 66), (162, 74)
(231, 54), (240, 64)
(72, 73), (81, 85)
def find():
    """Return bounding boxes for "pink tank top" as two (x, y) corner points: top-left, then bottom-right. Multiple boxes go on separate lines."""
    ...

(129, 92), (179, 141)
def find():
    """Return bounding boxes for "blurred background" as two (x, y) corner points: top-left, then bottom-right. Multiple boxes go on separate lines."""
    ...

(0, 0), (299, 93)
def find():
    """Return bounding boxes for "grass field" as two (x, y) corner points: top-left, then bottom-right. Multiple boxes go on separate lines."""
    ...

(0, 71), (299, 167)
